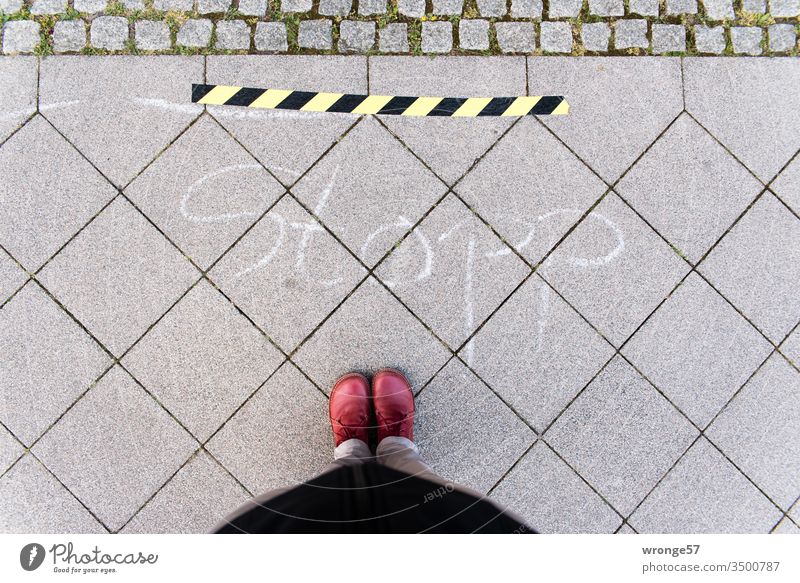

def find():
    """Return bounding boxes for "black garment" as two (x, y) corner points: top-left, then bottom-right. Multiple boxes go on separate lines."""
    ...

(215, 462), (533, 534)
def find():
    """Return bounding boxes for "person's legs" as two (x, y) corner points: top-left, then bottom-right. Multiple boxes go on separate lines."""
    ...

(212, 372), (373, 531)
(371, 368), (486, 499)
(326, 437), (372, 469)
(375, 435), (446, 485)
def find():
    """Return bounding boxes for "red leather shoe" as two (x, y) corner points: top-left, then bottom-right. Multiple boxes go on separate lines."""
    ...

(329, 372), (371, 447)
(372, 368), (414, 442)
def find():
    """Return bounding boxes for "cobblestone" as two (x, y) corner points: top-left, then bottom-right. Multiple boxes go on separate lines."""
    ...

(298, 19), (333, 50)
(495, 21), (536, 52)
(742, 0), (766, 10)
(53, 20), (86, 53)
(652, 24), (686, 53)
(73, 0), (107, 12)
(0, 0), (23, 13)
(281, 0), (312, 12)
(541, 21), (574, 53)
(238, 0), (267, 15)
(29, 0), (65, 15)
(731, 26), (763, 55)
(629, 0), (659, 15)
(582, 22), (610, 52)
(702, 0), (735, 19)
(2, 21), (40, 54)
(422, 21), (452, 53)
(694, 25), (726, 54)
(359, 0), (387, 15)
(255, 22), (288, 51)
(459, 19), (490, 51)
(215, 20), (251, 50)
(771, 0), (800, 16)
(432, 0), (464, 14)
(379, 23), (408, 52)
(549, 0), (582, 17)
(338, 20), (376, 53)
(177, 19), (213, 48)
(768, 23), (797, 52)
(319, 0), (353, 15)
(90, 16), (128, 51)
(197, 0), (231, 13)
(478, 0), (507, 16)
(511, 0), (543, 17)
(398, 0), (424, 16)
(615, 19), (649, 49)
(154, 0), (191, 9)
(589, 0), (624, 16)
(135, 20), (171, 51)
(667, 0), (697, 13)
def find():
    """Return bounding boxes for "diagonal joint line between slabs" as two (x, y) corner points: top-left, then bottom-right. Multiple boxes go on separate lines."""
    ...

(205, 108), (364, 193)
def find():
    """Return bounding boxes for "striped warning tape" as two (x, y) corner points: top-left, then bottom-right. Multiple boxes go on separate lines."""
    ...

(192, 84), (569, 117)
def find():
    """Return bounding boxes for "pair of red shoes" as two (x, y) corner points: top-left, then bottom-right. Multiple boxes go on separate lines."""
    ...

(329, 368), (414, 448)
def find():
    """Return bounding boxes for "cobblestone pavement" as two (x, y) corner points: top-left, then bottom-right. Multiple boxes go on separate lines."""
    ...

(1, 55), (799, 534)
(1, 1), (799, 56)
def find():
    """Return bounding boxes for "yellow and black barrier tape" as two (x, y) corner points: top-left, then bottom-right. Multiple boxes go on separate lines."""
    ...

(192, 84), (569, 117)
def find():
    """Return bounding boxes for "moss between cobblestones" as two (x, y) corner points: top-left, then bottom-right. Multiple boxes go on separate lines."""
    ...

(407, 19), (421, 55)
(737, 11), (775, 27)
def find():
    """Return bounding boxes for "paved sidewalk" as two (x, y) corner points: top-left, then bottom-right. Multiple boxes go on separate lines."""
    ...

(0, 55), (799, 534)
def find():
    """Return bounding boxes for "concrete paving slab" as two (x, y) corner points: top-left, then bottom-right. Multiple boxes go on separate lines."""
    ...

(293, 277), (451, 392)
(540, 193), (690, 347)
(121, 451), (250, 533)
(623, 273), (772, 427)
(206, 55), (365, 184)
(39, 56), (203, 187)
(455, 117), (607, 266)
(465, 274), (614, 432)
(125, 115), (285, 270)
(773, 518), (800, 534)
(0, 115), (117, 271)
(0, 283), (111, 445)
(699, 193), (800, 343)
(684, 58), (800, 183)
(529, 57), (683, 183)
(630, 437), (781, 533)
(771, 155), (800, 215)
(33, 366), (197, 531)
(209, 195), (366, 352)
(206, 362), (331, 493)
(491, 441), (622, 533)
(37, 197), (199, 356)
(414, 358), (535, 493)
(617, 523), (637, 533)
(376, 194), (529, 349)
(0, 425), (24, 474)
(0, 56), (36, 143)
(0, 248), (26, 304)
(368, 56), (524, 184)
(707, 353), (800, 510)
(546, 356), (698, 515)
(781, 328), (800, 367)
(0, 455), (106, 534)
(617, 114), (763, 263)
(292, 117), (447, 267)
(122, 281), (284, 442)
